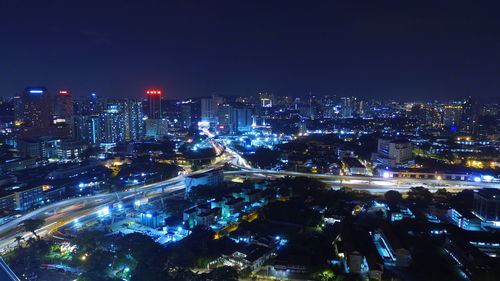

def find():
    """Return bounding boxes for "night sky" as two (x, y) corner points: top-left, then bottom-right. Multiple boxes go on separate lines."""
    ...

(0, 0), (499, 100)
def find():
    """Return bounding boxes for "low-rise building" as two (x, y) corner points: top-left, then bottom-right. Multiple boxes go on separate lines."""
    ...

(140, 211), (166, 228)
(217, 244), (274, 272)
(343, 157), (368, 176)
(334, 224), (384, 281)
(185, 168), (224, 194)
(183, 207), (199, 229)
(224, 197), (245, 216)
(196, 207), (221, 226)
(14, 186), (44, 211)
(371, 138), (413, 168)
(448, 208), (482, 231)
(0, 158), (37, 173)
(472, 188), (500, 229)
(46, 161), (99, 180)
(371, 226), (411, 267)
(0, 194), (16, 210)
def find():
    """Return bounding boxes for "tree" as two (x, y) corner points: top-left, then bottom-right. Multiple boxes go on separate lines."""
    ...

(384, 190), (403, 208)
(275, 176), (326, 197)
(450, 189), (474, 209)
(73, 230), (110, 255)
(407, 186), (433, 208)
(434, 188), (451, 203)
(19, 219), (44, 240)
(15, 236), (23, 248)
(207, 266), (239, 281)
(247, 147), (281, 168)
(116, 233), (160, 263)
(313, 269), (335, 281)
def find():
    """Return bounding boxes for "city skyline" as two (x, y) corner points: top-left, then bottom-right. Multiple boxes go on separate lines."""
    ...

(1, 1), (499, 100)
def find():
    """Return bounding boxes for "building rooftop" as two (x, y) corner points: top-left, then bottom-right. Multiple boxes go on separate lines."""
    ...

(475, 188), (500, 200)
(0, 257), (20, 281)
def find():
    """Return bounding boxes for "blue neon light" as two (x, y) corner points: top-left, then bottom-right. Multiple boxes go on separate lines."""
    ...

(29, 90), (44, 94)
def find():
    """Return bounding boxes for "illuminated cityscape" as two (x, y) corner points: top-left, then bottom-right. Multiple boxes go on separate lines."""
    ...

(0, 1), (499, 281)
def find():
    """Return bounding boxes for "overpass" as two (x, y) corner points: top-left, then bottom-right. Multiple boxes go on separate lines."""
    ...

(225, 169), (500, 190)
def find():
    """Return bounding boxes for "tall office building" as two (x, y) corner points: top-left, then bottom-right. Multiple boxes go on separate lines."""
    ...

(100, 102), (125, 143)
(340, 97), (353, 118)
(74, 115), (101, 145)
(19, 87), (70, 138)
(443, 103), (463, 127)
(53, 90), (74, 137)
(54, 90), (74, 119)
(122, 99), (144, 141)
(20, 87), (53, 129)
(232, 107), (253, 132)
(217, 103), (233, 134)
(0, 99), (16, 125)
(200, 95), (224, 126)
(145, 89), (162, 119)
(179, 102), (193, 129)
(72, 94), (103, 144)
(74, 93), (103, 116)
(461, 97), (478, 135)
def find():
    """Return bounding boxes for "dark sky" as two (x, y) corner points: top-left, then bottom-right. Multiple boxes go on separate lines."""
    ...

(0, 0), (499, 101)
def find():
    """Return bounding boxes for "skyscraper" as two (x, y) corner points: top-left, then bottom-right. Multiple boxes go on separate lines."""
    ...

(19, 87), (70, 138)
(100, 102), (125, 143)
(461, 97), (478, 135)
(200, 95), (224, 126)
(122, 99), (144, 141)
(232, 107), (253, 132)
(54, 90), (74, 120)
(217, 103), (233, 134)
(443, 104), (463, 127)
(145, 89), (162, 119)
(21, 87), (53, 129)
(340, 97), (353, 118)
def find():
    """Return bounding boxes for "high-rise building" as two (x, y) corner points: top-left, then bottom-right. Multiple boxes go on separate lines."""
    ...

(443, 104), (463, 127)
(461, 97), (478, 135)
(53, 90), (74, 137)
(200, 95), (224, 126)
(100, 102), (125, 143)
(180, 102), (194, 129)
(232, 107), (253, 132)
(122, 99), (144, 141)
(144, 119), (169, 140)
(19, 87), (70, 138)
(340, 97), (353, 118)
(74, 115), (101, 145)
(145, 89), (162, 119)
(54, 90), (74, 119)
(0, 99), (15, 125)
(20, 87), (53, 129)
(217, 103), (233, 134)
(74, 93), (103, 116)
